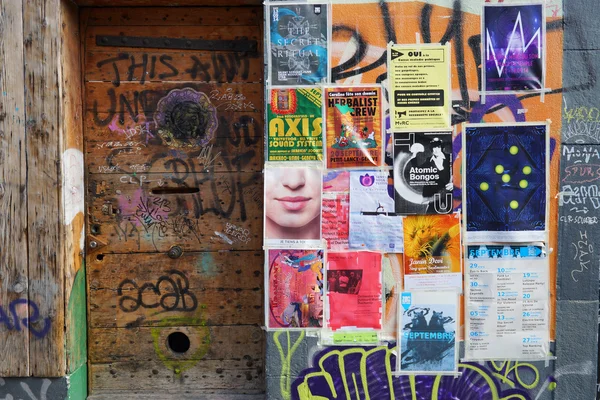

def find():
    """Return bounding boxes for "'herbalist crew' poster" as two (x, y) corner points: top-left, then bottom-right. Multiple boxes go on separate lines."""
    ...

(325, 86), (382, 168)
(269, 4), (328, 85)
(268, 88), (323, 162)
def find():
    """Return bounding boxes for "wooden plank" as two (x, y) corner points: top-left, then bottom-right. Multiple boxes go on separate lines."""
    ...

(24, 0), (65, 377)
(77, 0), (262, 6)
(85, 82), (261, 113)
(87, 172), (263, 253)
(84, 113), (263, 174)
(89, 286), (262, 328)
(60, 0), (87, 375)
(85, 25), (261, 51)
(88, 393), (265, 400)
(85, 51), (262, 84)
(88, 252), (263, 291)
(89, 359), (263, 393)
(0, 0), (29, 377)
(89, 325), (263, 363)
(86, 7), (262, 26)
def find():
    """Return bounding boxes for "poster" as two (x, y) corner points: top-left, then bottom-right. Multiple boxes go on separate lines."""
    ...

(322, 171), (350, 251)
(349, 170), (403, 252)
(402, 214), (462, 291)
(325, 86), (383, 168)
(483, 4), (544, 92)
(465, 244), (550, 360)
(327, 251), (382, 331)
(382, 253), (403, 339)
(267, 87), (323, 162)
(388, 43), (451, 131)
(464, 123), (548, 242)
(267, 249), (324, 329)
(264, 166), (322, 248)
(398, 291), (458, 374)
(269, 3), (328, 85)
(393, 131), (454, 215)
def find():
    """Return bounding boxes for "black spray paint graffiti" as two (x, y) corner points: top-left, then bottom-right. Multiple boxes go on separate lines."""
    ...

(0, 300), (51, 339)
(331, 0), (595, 123)
(117, 270), (198, 313)
(95, 52), (253, 87)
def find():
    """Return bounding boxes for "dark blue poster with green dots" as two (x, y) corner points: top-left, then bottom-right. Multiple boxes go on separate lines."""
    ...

(464, 123), (548, 243)
(269, 3), (328, 85)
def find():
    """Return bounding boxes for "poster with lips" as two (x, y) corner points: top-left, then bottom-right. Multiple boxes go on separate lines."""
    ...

(264, 166), (323, 249)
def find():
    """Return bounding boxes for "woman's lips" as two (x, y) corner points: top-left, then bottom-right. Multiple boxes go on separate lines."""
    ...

(276, 196), (311, 211)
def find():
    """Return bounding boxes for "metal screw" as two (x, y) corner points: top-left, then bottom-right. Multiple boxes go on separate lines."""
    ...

(168, 246), (183, 259)
(90, 241), (98, 249)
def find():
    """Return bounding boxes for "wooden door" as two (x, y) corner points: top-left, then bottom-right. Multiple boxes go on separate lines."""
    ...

(82, 6), (264, 396)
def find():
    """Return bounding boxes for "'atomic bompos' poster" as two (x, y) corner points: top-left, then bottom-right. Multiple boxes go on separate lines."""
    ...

(398, 291), (458, 374)
(267, 249), (324, 329)
(483, 4), (545, 92)
(268, 88), (323, 162)
(269, 4), (328, 85)
(393, 131), (453, 215)
(326, 86), (382, 168)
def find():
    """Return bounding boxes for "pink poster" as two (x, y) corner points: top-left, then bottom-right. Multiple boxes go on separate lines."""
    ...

(327, 251), (382, 330)
(267, 249), (324, 329)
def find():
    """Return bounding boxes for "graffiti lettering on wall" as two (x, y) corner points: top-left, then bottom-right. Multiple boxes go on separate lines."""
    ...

(117, 270), (198, 312)
(291, 343), (557, 400)
(0, 299), (51, 339)
(0, 377), (54, 400)
(95, 52), (253, 86)
(570, 230), (594, 282)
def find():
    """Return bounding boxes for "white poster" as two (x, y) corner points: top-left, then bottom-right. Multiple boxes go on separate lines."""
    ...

(349, 171), (403, 252)
(465, 244), (550, 360)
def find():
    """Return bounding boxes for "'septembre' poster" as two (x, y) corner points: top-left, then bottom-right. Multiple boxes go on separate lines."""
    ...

(398, 291), (458, 374)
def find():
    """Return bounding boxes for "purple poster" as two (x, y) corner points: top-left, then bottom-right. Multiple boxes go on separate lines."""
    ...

(483, 4), (544, 92)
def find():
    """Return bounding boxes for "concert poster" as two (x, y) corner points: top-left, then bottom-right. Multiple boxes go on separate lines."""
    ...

(398, 291), (459, 374)
(325, 86), (383, 168)
(267, 87), (323, 162)
(327, 251), (382, 331)
(464, 123), (548, 243)
(267, 249), (324, 329)
(483, 4), (545, 92)
(393, 131), (453, 215)
(402, 214), (462, 291)
(322, 171), (350, 251)
(269, 3), (328, 85)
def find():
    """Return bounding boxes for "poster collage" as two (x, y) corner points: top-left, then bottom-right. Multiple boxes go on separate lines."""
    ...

(264, 1), (551, 374)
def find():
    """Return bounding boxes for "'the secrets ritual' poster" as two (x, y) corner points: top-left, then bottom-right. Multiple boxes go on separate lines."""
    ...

(269, 4), (328, 85)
